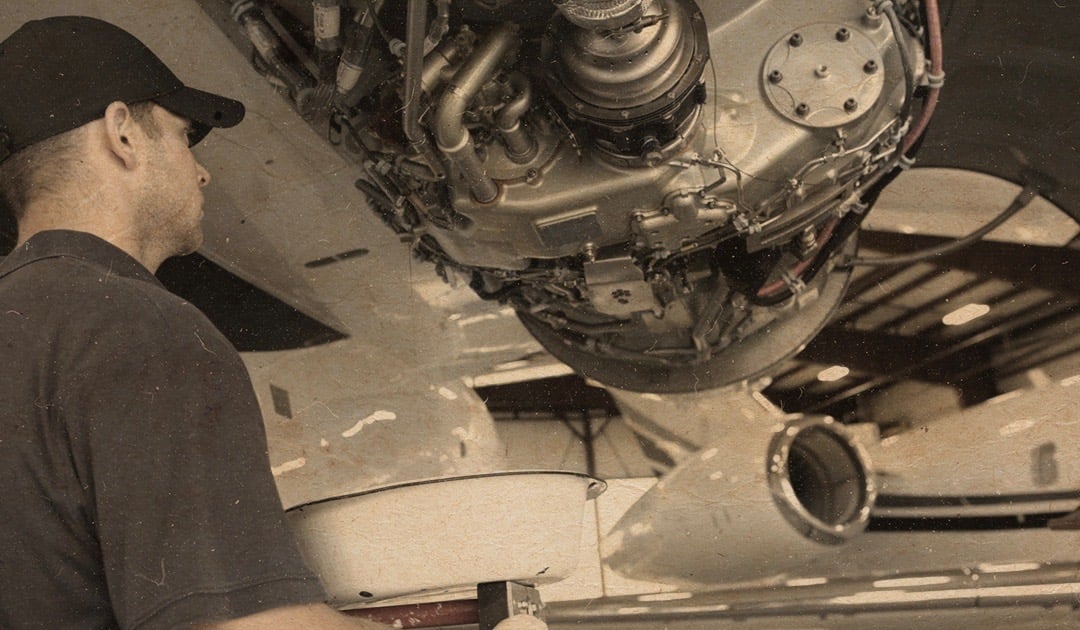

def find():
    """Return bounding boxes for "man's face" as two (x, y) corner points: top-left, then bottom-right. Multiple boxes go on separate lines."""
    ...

(135, 105), (212, 258)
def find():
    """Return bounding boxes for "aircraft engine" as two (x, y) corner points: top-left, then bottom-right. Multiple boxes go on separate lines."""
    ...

(605, 411), (877, 585)
(229, 0), (937, 391)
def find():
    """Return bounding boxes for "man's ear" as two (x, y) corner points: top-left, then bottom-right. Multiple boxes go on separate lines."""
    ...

(102, 101), (140, 170)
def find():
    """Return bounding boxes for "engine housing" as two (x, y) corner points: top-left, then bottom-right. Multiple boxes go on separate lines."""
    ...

(241, 0), (930, 392)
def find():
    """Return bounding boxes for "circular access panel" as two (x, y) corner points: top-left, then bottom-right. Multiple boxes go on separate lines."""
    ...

(763, 23), (885, 128)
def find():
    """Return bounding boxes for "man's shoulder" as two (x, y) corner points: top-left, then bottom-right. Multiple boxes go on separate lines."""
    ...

(5, 251), (232, 354)
(5, 252), (181, 312)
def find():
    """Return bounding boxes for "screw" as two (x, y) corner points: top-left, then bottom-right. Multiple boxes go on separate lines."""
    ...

(795, 103), (810, 117)
(789, 33), (803, 47)
(844, 98), (858, 112)
(768, 69), (784, 83)
(836, 27), (851, 42)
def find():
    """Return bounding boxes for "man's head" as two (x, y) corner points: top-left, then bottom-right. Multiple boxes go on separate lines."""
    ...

(0, 16), (244, 263)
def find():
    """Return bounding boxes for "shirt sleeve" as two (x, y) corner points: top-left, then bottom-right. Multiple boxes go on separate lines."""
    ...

(61, 290), (326, 629)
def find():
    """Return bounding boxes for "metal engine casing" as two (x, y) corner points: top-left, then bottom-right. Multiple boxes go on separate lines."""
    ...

(295, 0), (927, 391)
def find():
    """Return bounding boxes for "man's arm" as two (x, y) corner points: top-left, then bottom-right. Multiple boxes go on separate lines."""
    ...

(195, 602), (391, 629)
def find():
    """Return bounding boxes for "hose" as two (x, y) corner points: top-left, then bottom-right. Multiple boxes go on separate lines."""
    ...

(845, 184), (1040, 267)
(902, 0), (944, 155)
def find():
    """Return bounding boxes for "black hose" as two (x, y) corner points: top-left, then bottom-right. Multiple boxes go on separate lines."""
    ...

(845, 184), (1040, 267)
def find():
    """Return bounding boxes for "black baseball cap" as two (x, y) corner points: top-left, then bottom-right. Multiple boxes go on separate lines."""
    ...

(0, 15), (245, 164)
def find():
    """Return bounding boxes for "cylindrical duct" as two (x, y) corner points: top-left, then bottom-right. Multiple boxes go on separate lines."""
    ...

(604, 408), (875, 586)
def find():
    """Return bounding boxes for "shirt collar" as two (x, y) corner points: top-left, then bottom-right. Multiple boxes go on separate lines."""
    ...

(0, 230), (164, 287)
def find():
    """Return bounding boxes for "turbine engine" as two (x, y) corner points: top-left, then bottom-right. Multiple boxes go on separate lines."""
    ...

(232, 0), (935, 392)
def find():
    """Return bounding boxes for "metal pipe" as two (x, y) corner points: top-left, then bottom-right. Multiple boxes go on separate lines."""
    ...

(402, 0), (427, 149)
(421, 31), (473, 96)
(231, 1), (314, 113)
(435, 23), (518, 203)
(496, 71), (537, 163)
(312, 0), (342, 79)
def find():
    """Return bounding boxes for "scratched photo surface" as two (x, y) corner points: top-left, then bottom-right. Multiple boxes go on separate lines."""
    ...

(1, 1), (1077, 628)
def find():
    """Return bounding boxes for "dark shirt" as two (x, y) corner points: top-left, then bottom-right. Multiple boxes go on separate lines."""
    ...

(0, 231), (325, 629)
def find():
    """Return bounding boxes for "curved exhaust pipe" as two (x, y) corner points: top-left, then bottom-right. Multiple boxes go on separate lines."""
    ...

(604, 409), (875, 586)
(434, 23), (518, 203)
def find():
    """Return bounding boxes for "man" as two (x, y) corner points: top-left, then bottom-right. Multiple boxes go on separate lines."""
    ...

(0, 16), (390, 629)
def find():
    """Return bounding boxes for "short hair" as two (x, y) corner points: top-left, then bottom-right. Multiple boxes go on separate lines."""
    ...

(0, 100), (159, 221)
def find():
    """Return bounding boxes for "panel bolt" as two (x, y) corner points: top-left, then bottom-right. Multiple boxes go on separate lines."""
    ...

(795, 103), (810, 117)
(864, 59), (878, 73)
(789, 33), (803, 47)
(844, 98), (858, 112)
(768, 69), (784, 83)
(836, 27), (851, 42)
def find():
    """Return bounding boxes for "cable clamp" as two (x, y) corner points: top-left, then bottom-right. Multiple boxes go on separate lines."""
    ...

(924, 70), (946, 89)
(840, 195), (869, 216)
(872, 0), (895, 13)
(733, 214), (762, 235)
(781, 270), (807, 296)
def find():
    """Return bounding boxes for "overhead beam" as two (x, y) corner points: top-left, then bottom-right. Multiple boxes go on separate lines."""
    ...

(770, 303), (1078, 413)
(794, 326), (991, 386)
(476, 374), (619, 418)
(857, 232), (1080, 295)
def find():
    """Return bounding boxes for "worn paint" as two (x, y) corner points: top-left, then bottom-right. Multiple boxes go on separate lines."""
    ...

(271, 457), (307, 476)
(342, 410), (397, 438)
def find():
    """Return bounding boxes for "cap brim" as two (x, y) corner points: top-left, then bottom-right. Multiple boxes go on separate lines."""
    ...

(155, 86), (245, 146)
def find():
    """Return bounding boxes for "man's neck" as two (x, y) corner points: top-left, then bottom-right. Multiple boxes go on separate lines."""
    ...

(18, 215), (165, 273)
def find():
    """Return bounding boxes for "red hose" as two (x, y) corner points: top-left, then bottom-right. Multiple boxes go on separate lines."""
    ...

(756, 216), (841, 298)
(902, 0), (944, 153)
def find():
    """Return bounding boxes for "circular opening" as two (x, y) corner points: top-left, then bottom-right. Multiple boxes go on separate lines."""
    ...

(767, 418), (874, 544)
(786, 426), (865, 526)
